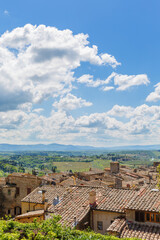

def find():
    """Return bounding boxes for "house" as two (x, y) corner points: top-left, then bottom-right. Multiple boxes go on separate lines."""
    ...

(107, 218), (160, 239)
(0, 173), (42, 217)
(15, 184), (160, 239)
(78, 169), (105, 181)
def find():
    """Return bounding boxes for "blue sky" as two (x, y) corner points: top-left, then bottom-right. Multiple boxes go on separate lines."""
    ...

(0, 0), (160, 146)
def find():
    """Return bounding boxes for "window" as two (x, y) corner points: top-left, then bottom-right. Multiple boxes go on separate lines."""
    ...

(8, 189), (11, 195)
(27, 188), (31, 195)
(8, 209), (10, 215)
(156, 214), (160, 223)
(16, 187), (20, 195)
(145, 212), (160, 223)
(146, 213), (150, 221)
(151, 213), (154, 222)
(97, 221), (103, 230)
(135, 211), (145, 222)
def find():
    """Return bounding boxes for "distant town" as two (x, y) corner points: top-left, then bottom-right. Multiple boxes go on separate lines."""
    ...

(0, 150), (160, 239)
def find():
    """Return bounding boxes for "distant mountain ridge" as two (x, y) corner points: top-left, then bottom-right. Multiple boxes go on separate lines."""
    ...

(0, 143), (159, 151)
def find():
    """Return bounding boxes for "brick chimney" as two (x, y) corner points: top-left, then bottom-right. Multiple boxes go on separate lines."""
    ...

(89, 191), (97, 208)
(44, 199), (48, 211)
(42, 190), (46, 203)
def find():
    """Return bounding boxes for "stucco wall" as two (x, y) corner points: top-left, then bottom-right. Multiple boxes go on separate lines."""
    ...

(16, 214), (44, 223)
(21, 202), (44, 214)
(91, 210), (125, 234)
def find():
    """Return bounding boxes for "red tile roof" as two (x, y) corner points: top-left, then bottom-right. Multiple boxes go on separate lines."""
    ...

(126, 185), (160, 212)
(95, 188), (137, 213)
(107, 218), (160, 240)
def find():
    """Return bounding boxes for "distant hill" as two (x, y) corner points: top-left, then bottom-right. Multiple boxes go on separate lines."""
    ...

(0, 143), (159, 151)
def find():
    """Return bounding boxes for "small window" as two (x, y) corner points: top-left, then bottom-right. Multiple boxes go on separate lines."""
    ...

(97, 221), (103, 230)
(135, 211), (145, 222)
(151, 213), (154, 222)
(16, 187), (20, 195)
(8, 189), (11, 195)
(146, 213), (150, 221)
(156, 214), (160, 223)
(27, 188), (31, 195)
(8, 209), (10, 215)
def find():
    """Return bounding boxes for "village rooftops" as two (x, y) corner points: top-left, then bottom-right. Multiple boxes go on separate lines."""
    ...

(107, 218), (160, 240)
(126, 185), (160, 212)
(48, 187), (92, 227)
(95, 187), (137, 213)
(21, 185), (67, 204)
(6, 172), (41, 180)
(48, 186), (138, 227)
(21, 185), (138, 213)
(79, 169), (105, 176)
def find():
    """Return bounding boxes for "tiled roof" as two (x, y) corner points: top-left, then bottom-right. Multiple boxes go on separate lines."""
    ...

(126, 185), (160, 212)
(16, 210), (44, 219)
(48, 186), (92, 227)
(80, 169), (105, 176)
(59, 177), (88, 186)
(107, 218), (126, 233)
(95, 188), (137, 213)
(107, 218), (160, 240)
(21, 185), (67, 204)
(7, 173), (37, 177)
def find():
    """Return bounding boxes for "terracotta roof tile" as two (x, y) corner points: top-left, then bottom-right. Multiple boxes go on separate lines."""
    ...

(96, 188), (137, 213)
(21, 185), (67, 204)
(107, 218), (160, 239)
(126, 185), (160, 212)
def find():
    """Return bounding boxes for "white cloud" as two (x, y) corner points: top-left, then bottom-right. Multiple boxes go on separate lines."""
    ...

(0, 24), (158, 146)
(146, 82), (160, 102)
(77, 72), (150, 91)
(114, 73), (150, 91)
(0, 103), (160, 146)
(77, 72), (115, 88)
(53, 93), (92, 111)
(102, 86), (114, 91)
(0, 24), (120, 112)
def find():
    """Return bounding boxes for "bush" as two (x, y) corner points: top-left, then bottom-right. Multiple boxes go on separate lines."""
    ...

(0, 216), (140, 240)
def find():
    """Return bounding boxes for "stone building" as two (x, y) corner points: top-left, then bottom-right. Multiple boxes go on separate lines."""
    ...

(0, 173), (42, 217)
(78, 169), (105, 181)
(16, 184), (160, 239)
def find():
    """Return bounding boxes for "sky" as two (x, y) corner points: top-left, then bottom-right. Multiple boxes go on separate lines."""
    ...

(0, 0), (160, 147)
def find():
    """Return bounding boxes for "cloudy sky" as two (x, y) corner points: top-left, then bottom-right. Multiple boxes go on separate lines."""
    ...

(0, 0), (160, 147)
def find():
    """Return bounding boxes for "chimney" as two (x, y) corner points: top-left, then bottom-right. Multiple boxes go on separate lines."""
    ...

(89, 191), (97, 208)
(115, 178), (122, 189)
(44, 198), (48, 211)
(42, 190), (46, 203)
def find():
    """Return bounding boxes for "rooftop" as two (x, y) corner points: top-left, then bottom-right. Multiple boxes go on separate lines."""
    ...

(16, 210), (44, 220)
(126, 185), (160, 212)
(21, 185), (67, 204)
(107, 218), (160, 240)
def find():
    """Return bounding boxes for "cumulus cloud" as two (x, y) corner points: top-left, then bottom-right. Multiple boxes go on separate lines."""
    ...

(0, 24), (120, 112)
(0, 24), (158, 146)
(146, 83), (160, 102)
(53, 93), (92, 111)
(77, 72), (150, 91)
(102, 86), (114, 91)
(77, 72), (115, 88)
(114, 73), (150, 91)
(0, 103), (160, 145)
